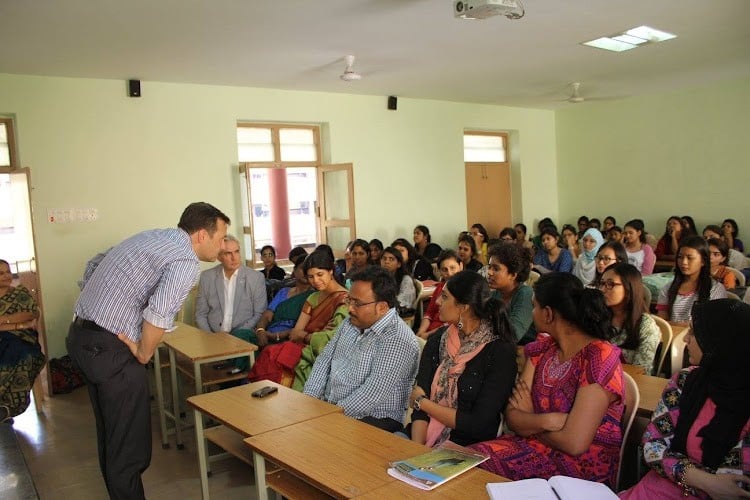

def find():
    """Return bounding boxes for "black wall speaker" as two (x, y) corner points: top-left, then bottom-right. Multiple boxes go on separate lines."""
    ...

(387, 95), (397, 110)
(128, 79), (141, 98)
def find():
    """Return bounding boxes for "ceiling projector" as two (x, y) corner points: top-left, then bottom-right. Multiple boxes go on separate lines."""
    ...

(454, 0), (522, 19)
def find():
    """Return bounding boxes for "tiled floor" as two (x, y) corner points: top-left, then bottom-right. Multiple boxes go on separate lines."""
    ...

(11, 384), (258, 499)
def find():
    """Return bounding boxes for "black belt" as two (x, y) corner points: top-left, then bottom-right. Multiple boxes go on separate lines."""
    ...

(73, 317), (109, 333)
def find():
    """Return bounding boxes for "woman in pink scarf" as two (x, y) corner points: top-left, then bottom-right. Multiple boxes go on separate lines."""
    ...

(407, 271), (517, 447)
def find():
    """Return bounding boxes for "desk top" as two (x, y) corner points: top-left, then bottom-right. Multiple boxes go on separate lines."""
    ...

(164, 321), (257, 360)
(631, 373), (668, 418)
(245, 412), (437, 498)
(354, 467), (508, 499)
(186, 380), (341, 437)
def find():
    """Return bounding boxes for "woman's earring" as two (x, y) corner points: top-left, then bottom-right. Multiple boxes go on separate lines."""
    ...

(457, 313), (464, 331)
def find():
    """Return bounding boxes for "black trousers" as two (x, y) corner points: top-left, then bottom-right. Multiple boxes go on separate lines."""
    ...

(358, 416), (404, 433)
(67, 320), (150, 500)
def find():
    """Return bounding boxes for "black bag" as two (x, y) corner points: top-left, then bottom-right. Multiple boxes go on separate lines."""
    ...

(49, 355), (85, 394)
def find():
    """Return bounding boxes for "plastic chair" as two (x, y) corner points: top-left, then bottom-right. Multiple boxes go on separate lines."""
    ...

(174, 286), (199, 325)
(649, 314), (673, 377)
(726, 267), (746, 288)
(726, 291), (741, 301)
(642, 284), (652, 309)
(402, 278), (424, 329)
(617, 372), (640, 491)
(526, 270), (541, 287)
(745, 287), (750, 305)
(670, 328), (689, 377)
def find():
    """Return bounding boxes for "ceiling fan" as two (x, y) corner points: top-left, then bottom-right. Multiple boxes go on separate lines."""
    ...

(566, 82), (585, 103)
(340, 55), (362, 82)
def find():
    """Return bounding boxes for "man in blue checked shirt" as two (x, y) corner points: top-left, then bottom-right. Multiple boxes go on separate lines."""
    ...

(67, 202), (229, 500)
(304, 266), (420, 432)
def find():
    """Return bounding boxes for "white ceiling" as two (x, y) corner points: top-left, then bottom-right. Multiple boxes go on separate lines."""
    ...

(0, 0), (748, 109)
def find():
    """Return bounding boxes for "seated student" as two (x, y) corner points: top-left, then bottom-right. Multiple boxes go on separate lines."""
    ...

(533, 226), (574, 273)
(592, 241), (628, 288)
(602, 216), (616, 238)
(514, 223), (535, 253)
(392, 238), (434, 281)
(706, 238), (736, 290)
(577, 215), (590, 238)
(531, 218), (555, 253)
(379, 247), (416, 311)
(623, 219), (656, 275)
(561, 224), (581, 261)
(607, 225), (623, 243)
(572, 228), (605, 286)
(345, 239), (370, 280)
(304, 266), (420, 433)
(334, 241), (353, 278)
(456, 233), (484, 272)
(599, 263), (661, 374)
(655, 216), (685, 261)
(721, 218), (744, 253)
(702, 225), (748, 271)
(253, 255), (313, 347)
(589, 218), (602, 231)
(413, 225), (442, 263)
(407, 271), (517, 447)
(681, 215), (698, 237)
(195, 235), (267, 369)
(656, 236), (727, 326)
(486, 243), (533, 342)
(367, 238), (383, 266)
(471, 273), (624, 487)
(248, 250), (349, 388)
(260, 245), (286, 281)
(470, 223), (490, 265)
(417, 250), (463, 340)
(619, 300), (750, 500)
(498, 227), (516, 243)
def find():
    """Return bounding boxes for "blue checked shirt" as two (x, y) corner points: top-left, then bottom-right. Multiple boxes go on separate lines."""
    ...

(304, 307), (420, 422)
(75, 228), (200, 342)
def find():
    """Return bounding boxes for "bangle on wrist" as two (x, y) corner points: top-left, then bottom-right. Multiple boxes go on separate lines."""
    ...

(413, 395), (427, 411)
(676, 460), (696, 497)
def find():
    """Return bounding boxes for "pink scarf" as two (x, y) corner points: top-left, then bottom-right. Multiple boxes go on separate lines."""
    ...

(425, 321), (495, 447)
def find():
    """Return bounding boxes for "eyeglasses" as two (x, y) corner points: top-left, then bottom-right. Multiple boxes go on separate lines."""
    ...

(597, 280), (624, 290)
(261, 252), (274, 257)
(595, 256), (617, 263)
(344, 297), (379, 308)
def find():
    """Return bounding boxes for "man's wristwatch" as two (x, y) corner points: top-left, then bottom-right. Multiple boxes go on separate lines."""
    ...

(413, 395), (427, 411)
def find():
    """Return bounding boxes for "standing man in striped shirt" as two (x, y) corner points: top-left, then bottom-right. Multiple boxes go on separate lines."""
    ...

(67, 202), (229, 500)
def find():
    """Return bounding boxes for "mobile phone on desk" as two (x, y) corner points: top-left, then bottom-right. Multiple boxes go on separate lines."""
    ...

(251, 386), (278, 398)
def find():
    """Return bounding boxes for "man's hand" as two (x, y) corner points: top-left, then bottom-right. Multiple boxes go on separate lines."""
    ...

(118, 334), (147, 364)
(255, 329), (269, 347)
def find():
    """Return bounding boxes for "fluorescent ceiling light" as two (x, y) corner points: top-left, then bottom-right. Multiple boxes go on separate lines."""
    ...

(583, 37), (637, 52)
(626, 25), (676, 42)
(612, 34), (649, 45)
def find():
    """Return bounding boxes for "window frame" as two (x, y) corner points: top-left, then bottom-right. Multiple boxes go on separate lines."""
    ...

(0, 118), (18, 170)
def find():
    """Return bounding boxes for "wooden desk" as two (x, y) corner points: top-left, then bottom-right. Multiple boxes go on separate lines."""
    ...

(187, 381), (341, 500)
(631, 373), (668, 418)
(162, 322), (258, 449)
(244, 412), (508, 499)
(354, 467), (508, 499)
(152, 325), (193, 449)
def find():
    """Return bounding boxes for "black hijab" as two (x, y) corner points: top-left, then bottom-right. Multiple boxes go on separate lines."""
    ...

(671, 299), (750, 469)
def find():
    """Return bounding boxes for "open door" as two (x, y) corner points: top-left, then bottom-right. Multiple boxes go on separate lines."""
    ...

(317, 163), (356, 255)
(2, 168), (49, 401)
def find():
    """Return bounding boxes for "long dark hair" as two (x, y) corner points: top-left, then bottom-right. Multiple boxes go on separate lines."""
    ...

(660, 216), (683, 255)
(624, 219), (648, 244)
(457, 234), (478, 259)
(391, 238), (418, 267)
(414, 225), (432, 243)
(534, 272), (612, 340)
(304, 249), (345, 285)
(445, 271), (515, 344)
(593, 241), (628, 286)
(667, 236), (712, 318)
(604, 263), (647, 350)
(722, 218), (739, 238)
(381, 246), (409, 285)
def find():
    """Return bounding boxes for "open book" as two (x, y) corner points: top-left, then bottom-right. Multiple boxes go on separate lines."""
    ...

(486, 476), (618, 499)
(387, 445), (488, 490)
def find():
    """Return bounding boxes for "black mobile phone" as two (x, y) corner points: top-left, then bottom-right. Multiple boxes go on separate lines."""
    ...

(251, 386), (278, 398)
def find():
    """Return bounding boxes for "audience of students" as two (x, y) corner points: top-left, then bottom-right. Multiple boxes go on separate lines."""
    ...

(392, 238), (434, 281)
(681, 215), (698, 237)
(706, 238), (736, 290)
(344, 239), (370, 279)
(589, 218), (602, 231)
(456, 233), (484, 272)
(470, 223), (490, 265)
(413, 225), (442, 262)
(577, 215), (590, 237)
(599, 263), (661, 374)
(561, 224), (580, 260)
(620, 300), (750, 499)
(379, 246), (416, 311)
(486, 243), (534, 342)
(533, 226), (574, 273)
(472, 273), (624, 487)
(702, 224), (748, 271)
(260, 244), (286, 280)
(572, 228), (605, 286)
(602, 216), (616, 237)
(367, 238), (383, 266)
(607, 225), (623, 243)
(416, 250), (463, 340)
(655, 216), (685, 261)
(593, 241), (628, 287)
(721, 218), (744, 253)
(406, 271), (517, 447)
(498, 227), (516, 243)
(622, 219), (656, 275)
(514, 223), (535, 253)
(656, 236), (727, 326)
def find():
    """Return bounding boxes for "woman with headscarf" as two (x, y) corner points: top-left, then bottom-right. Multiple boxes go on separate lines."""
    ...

(572, 228), (605, 286)
(619, 299), (750, 499)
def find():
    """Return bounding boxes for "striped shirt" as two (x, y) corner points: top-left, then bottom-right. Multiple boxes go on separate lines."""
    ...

(656, 279), (727, 323)
(75, 228), (200, 342)
(304, 308), (420, 422)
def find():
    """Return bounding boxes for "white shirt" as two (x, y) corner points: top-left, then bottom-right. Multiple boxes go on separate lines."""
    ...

(221, 268), (238, 332)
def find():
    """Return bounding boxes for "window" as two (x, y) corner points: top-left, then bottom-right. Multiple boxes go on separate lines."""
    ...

(0, 118), (16, 168)
(463, 132), (506, 162)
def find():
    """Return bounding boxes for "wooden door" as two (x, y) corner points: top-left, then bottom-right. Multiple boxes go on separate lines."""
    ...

(465, 163), (511, 237)
(317, 163), (356, 256)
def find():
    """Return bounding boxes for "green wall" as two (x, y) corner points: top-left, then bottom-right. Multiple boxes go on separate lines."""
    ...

(0, 73), (557, 358)
(556, 77), (750, 238)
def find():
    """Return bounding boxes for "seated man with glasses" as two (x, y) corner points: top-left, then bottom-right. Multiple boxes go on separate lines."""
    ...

(303, 266), (420, 432)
